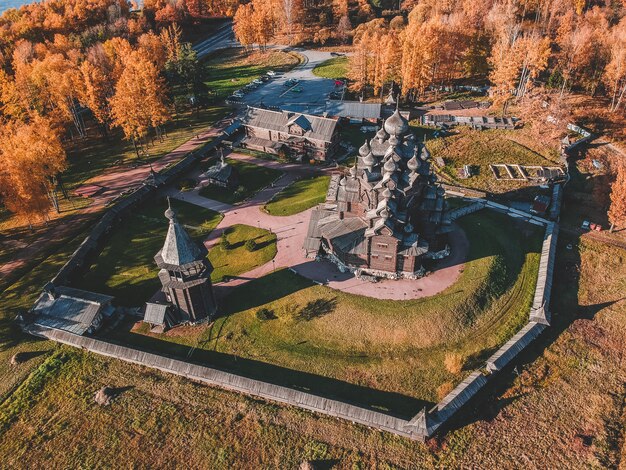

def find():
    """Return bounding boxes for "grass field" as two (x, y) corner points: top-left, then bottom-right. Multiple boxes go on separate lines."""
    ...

(209, 224), (277, 282)
(426, 127), (561, 193)
(106, 211), (542, 414)
(198, 158), (282, 204)
(76, 199), (223, 306)
(312, 57), (349, 79)
(0, 232), (624, 467)
(264, 176), (330, 216)
(202, 48), (302, 99)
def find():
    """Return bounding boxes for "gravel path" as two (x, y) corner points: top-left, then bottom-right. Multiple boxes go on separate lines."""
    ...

(170, 153), (468, 301)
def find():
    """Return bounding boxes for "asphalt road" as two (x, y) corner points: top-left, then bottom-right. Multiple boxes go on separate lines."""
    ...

(236, 49), (341, 113)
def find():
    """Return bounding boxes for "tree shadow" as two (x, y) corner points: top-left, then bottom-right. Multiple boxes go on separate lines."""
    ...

(296, 298), (337, 321)
(215, 268), (313, 313)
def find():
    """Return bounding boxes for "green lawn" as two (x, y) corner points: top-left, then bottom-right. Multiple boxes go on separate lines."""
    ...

(312, 57), (349, 79)
(209, 224), (277, 282)
(201, 48), (302, 99)
(426, 127), (561, 193)
(264, 176), (330, 216)
(110, 210), (542, 413)
(77, 199), (223, 306)
(198, 158), (282, 204)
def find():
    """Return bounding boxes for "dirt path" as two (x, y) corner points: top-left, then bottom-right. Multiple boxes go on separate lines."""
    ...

(170, 153), (468, 301)
(0, 121), (229, 285)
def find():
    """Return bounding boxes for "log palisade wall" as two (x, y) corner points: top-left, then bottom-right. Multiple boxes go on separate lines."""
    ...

(25, 138), (563, 441)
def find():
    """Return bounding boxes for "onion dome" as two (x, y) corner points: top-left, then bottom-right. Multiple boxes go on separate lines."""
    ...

(388, 134), (399, 146)
(383, 159), (397, 173)
(384, 108), (409, 136)
(359, 140), (370, 157)
(407, 153), (420, 172)
(349, 165), (357, 178)
(363, 151), (376, 169)
(382, 187), (393, 199)
(339, 176), (346, 186)
(376, 125), (388, 142)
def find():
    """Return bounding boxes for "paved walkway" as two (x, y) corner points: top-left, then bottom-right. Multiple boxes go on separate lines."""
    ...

(170, 153), (468, 300)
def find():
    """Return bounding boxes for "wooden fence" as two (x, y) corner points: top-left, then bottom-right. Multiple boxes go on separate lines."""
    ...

(26, 149), (563, 442)
(25, 324), (419, 441)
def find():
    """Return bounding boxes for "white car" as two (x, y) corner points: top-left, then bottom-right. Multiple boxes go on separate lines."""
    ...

(266, 70), (276, 76)
(232, 92), (245, 99)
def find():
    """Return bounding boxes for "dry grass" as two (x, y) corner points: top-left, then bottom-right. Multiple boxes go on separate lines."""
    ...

(437, 381), (455, 400)
(444, 352), (464, 375)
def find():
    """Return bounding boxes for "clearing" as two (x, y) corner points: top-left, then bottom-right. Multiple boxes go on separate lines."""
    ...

(426, 126), (561, 193)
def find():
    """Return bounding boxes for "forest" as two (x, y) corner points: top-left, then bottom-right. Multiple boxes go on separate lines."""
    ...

(0, 0), (625, 226)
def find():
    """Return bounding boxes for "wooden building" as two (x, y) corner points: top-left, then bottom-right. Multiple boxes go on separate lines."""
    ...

(151, 200), (217, 324)
(304, 108), (452, 279)
(29, 284), (115, 335)
(241, 107), (339, 161)
(200, 154), (239, 189)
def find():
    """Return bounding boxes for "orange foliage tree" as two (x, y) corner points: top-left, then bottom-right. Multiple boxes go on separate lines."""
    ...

(0, 116), (67, 220)
(608, 162), (626, 232)
(109, 51), (170, 156)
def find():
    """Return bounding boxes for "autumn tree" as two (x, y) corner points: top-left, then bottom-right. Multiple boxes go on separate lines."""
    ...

(608, 162), (626, 232)
(233, 3), (257, 50)
(604, 18), (626, 112)
(109, 51), (170, 156)
(0, 116), (67, 220)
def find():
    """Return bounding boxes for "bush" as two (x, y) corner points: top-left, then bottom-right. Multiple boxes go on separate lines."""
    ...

(444, 352), (464, 374)
(245, 239), (257, 251)
(437, 381), (454, 400)
(255, 308), (275, 321)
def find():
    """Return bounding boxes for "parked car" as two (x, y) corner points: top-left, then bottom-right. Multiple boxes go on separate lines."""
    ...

(290, 86), (303, 93)
(252, 78), (263, 85)
(284, 78), (299, 87)
(330, 52), (345, 57)
(232, 91), (245, 99)
(260, 75), (270, 82)
(266, 70), (277, 76)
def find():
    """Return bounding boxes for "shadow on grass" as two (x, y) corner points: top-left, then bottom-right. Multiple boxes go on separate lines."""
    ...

(214, 268), (312, 312)
(106, 319), (430, 419)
